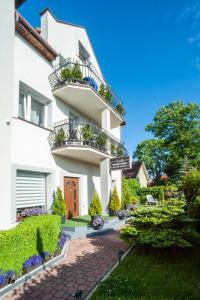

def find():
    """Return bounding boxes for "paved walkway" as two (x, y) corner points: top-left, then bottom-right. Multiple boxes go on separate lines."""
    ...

(3, 230), (128, 300)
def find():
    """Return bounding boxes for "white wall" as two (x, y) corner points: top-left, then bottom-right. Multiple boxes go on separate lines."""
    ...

(0, 0), (15, 229)
(41, 10), (103, 78)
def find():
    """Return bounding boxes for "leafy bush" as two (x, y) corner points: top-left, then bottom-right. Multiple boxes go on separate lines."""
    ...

(0, 215), (61, 275)
(60, 68), (72, 81)
(105, 86), (112, 103)
(89, 190), (102, 216)
(55, 128), (65, 145)
(188, 195), (200, 219)
(183, 170), (200, 202)
(163, 185), (178, 199)
(122, 177), (140, 207)
(96, 133), (107, 148)
(98, 83), (106, 97)
(116, 103), (125, 116)
(110, 187), (121, 211)
(81, 124), (94, 141)
(121, 201), (200, 248)
(138, 186), (165, 201)
(71, 62), (83, 80)
(52, 187), (66, 216)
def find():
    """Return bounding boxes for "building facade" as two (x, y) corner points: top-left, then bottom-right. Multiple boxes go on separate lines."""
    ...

(0, 2), (127, 229)
(123, 161), (149, 188)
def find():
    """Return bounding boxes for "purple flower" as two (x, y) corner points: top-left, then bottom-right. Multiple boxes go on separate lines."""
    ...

(0, 275), (5, 285)
(92, 218), (104, 228)
(0, 270), (15, 285)
(58, 232), (69, 249)
(21, 207), (45, 217)
(23, 255), (42, 269)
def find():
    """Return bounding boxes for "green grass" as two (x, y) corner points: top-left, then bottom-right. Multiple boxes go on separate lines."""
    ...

(63, 215), (114, 228)
(91, 246), (200, 300)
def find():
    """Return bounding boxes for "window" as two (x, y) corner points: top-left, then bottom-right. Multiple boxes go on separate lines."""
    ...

(19, 91), (25, 118)
(18, 82), (52, 128)
(79, 41), (90, 63)
(31, 98), (45, 126)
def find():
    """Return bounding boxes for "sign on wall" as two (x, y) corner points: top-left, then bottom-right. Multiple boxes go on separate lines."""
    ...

(110, 156), (132, 171)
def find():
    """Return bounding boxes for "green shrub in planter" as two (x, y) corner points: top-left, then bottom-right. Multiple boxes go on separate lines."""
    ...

(96, 133), (107, 148)
(116, 103), (125, 116)
(81, 124), (94, 142)
(98, 83), (106, 98)
(105, 86), (112, 103)
(0, 215), (61, 276)
(110, 187), (121, 212)
(55, 128), (65, 146)
(89, 191), (102, 216)
(52, 187), (66, 217)
(60, 68), (72, 81)
(71, 62), (83, 81)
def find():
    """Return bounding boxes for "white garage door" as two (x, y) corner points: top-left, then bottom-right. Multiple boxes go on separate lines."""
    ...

(16, 170), (46, 208)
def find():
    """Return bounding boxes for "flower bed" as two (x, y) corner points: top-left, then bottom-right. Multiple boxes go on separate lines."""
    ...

(0, 215), (69, 290)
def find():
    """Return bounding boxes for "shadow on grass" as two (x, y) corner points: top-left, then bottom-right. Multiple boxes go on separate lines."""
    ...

(5, 231), (128, 300)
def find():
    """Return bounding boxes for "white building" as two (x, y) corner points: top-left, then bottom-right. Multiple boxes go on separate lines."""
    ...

(0, 1), (127, 229)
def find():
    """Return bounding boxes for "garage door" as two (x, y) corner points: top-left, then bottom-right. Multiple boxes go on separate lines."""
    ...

(16, 170), (46, 208)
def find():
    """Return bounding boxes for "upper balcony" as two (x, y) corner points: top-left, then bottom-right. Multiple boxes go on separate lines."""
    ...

(48, 60), (125, 128)
(48, 119), (128, 165)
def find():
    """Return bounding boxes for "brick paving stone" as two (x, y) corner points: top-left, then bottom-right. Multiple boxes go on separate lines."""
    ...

(3, 230), (128, 300)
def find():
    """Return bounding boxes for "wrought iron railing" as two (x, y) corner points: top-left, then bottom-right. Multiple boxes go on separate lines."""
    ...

(48, 59), (125, 117)
(48, 119), (128, 157)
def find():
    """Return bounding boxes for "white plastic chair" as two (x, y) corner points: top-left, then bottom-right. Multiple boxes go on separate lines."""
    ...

(146, 194), (158, 205)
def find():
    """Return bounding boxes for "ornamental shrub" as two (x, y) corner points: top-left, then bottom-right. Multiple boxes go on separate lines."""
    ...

(188, 195), (200, 219)
(81, 124), (94, 141)
(60, 68), (72, 81)
(0, 215), (61, 276)
(71, 62), (83, 80)
(121, 201), (200, 248)
(98, 83), (106, 97)
(52, 187), (66, 216)
(89, 190), (102, 216)
(110, 187), (121, 211)
(55, 128), (65, 145)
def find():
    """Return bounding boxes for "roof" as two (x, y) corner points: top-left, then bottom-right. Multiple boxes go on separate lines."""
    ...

(40, 8), (85, 29)
(123, 161), (149, 180)
(15, 12), (58, 62)
(15, 0), (26, 8)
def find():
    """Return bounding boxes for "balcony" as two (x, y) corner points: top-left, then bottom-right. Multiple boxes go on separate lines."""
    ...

(48, 120), (128, 165)
(48, 60), (125, 128)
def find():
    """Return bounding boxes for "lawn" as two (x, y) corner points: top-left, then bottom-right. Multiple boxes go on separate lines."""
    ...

(63, 215), (114, 227)
(91, 245), (200, 300)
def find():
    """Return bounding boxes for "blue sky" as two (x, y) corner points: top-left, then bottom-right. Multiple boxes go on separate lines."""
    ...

(19, 0), (200, 155)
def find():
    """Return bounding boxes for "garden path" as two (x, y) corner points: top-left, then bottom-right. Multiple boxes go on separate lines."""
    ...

(3, 230), (128, 300)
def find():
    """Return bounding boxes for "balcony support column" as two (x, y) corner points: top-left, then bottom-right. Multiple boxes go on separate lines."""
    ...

(100, 158), (111, 215)
(101, 108), (110, 131)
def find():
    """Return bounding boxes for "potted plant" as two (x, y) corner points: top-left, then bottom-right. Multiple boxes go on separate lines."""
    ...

(71, 61), (83, 82)
(98, 83), (106, 98)
(60, 68), (72, 81)
(52, 187), (67, 224)
(55, 128), (65, 147)
(96, 133), (107, 151)
(92, 217), (104, 230)
(117, 146), (124, 156)
(116, 103), (125, 116)
(105, 86), (112, 104)
(81, 124), (94, 145)
(110, 187), (121, 216)
(111, 143), (117, 156)
(89, 190), (102, 222)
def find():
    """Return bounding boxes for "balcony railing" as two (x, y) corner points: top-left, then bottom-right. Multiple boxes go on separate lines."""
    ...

(48, 119), (128, 157)
(48, 59), (125, 117)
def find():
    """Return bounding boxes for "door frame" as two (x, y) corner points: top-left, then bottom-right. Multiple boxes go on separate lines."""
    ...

(64, 176), (80, 218)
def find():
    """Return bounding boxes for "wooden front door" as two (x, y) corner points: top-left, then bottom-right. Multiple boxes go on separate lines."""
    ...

(64, 177), (79, 218)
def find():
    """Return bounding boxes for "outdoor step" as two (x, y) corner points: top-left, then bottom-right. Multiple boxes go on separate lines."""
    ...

(63, 217), (131, 239)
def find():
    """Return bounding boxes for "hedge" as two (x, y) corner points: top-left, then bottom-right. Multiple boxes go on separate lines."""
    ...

(0, 215), (61, 276)
(138, 186), (165, 202)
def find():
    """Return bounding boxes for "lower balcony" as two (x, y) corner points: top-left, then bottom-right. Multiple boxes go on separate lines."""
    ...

(48, 120), (128, 165)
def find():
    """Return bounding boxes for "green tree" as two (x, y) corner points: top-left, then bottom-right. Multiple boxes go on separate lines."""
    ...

(134, 101), (200, 179)
(133, 139), (166, 180)
(89, 190), (102, 216)
(52, 187), (66, 216)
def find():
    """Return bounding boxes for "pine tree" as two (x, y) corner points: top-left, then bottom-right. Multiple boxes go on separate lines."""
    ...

(177, 156), (192, 188)
(89, 190), (102, 216)
(110, 187), (121, 211)
(52, 187), (66, 216)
